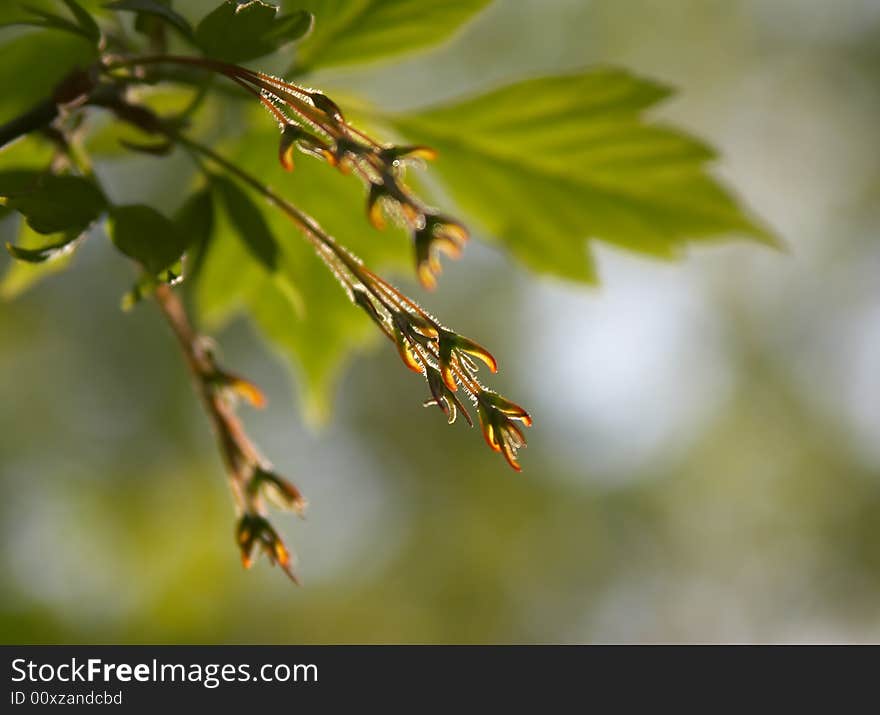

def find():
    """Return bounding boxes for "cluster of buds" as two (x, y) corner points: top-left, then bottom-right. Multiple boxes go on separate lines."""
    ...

(194, 63), (533, 470)
(236, 512), (297, 583)
(350, 270), (532, 471)
(194, 335), (306, 582)
(180, 60), (535, 469)
(107, 55), (532, 474)
(236, 466), (307, 584)
(173, 58), (468, 290)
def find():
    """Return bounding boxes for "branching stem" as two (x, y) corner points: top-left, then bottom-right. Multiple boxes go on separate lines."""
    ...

(153, 284), (259, 512)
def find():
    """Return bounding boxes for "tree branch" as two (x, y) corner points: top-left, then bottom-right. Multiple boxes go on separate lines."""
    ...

(153, 284), (255, 503)
(0, 99), (59, 150)
(153, 284), (303, 583)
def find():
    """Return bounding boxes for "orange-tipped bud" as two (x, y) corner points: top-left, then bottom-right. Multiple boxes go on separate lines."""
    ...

(417, 262), (437, 291)
(379, 145), (439, 164)
(476, 392), (531, 471)
(278, 125), (301, 172)
(367, 182), (387, 230)
(211, 370), (267, 408)
(487, 393), (531, 424)
(455, 336), (498, 374)
(413, 214), (469, 289)
(230, 377), (267, 408)
(393, 325), (423, 373)
(236, 513), (300, 584)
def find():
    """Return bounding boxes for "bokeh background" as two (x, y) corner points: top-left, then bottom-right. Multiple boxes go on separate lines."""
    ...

(3, 0), (880, 643)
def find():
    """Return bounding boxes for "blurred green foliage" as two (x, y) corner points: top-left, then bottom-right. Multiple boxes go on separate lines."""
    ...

(390, 69), (773, 282)
(0, 0), (766, 419)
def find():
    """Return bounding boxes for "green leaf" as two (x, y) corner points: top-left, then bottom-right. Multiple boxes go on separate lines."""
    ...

(174, 187), (214, 277)
(211, 174), (279, 271)
(196, 119), (409, 423)
(1, 0), (101, 44)
(195, 0), (312, 62)
(0, 169), (42, 196)
(0, 218), (77, 299)
(0, 173), (106, 235)
(60, 0), (101, 42)
(291, 0), (491, 71)
(6, 231), (79, 262)
(104, 0), (194, 38)
(108, 204), (189, 274)
(389, 69), (776, 282)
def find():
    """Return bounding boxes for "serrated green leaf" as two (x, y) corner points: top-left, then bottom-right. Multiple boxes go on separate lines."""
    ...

(1, 173), (106, 235)
(196, 118), (409, 423)
(195, 0), (312, 63)
(104, 0), (194, 38)
(291, 0), (490, 71)
(389, 69), (776, 282)
(109, 204), (189, 273)
(0, 218), (77, 299)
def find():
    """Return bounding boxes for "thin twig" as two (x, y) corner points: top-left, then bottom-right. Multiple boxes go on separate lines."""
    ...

(152, 284), (303, 582)
(0, 99), (59, 149)
(153, 284), (256, 507)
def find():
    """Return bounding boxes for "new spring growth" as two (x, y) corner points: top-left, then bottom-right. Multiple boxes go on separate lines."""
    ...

(236, 513), (298, 584)
(349, 270), (531, 471)
(261, 79), (461, 290)
(247, 466), (308, 517)
(106, 55), (533, 470)
(108, 56), (463, 289)
(238, 466), (306, 582)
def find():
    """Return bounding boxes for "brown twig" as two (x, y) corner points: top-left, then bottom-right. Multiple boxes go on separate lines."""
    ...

(153, 284), (303, 583)
(154, 284), (254, 503)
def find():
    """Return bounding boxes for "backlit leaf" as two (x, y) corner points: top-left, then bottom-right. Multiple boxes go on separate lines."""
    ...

(108, 204), (189, 274)
(174, 187), (214, 278)
(0, 218), (77, 299)
(389, 69), (776, 282)
(211, 174), (279, 271)
(0, 172), (106, 235)
(291, 0), (490, 71)
(6, 231), (79, 262)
